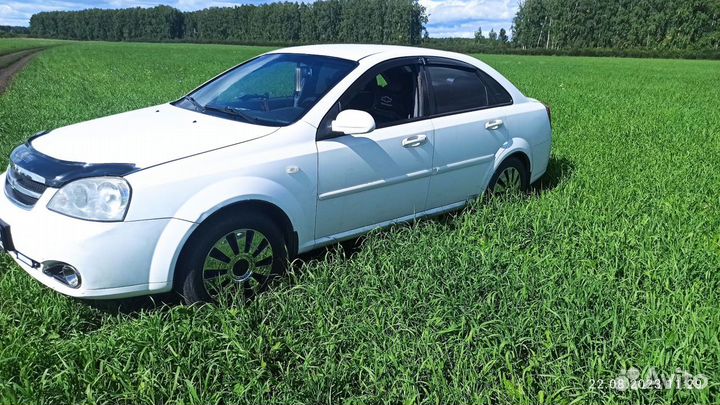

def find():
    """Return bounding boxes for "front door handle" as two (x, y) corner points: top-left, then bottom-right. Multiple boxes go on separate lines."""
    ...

(485, 119), (504, 130)
(402, 134), (428, 148)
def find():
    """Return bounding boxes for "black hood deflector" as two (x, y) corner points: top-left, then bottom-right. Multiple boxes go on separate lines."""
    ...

(10, 134), (138, 188)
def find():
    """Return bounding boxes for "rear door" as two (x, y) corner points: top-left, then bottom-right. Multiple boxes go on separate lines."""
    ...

(315, 58), (434, 239)
(424, 59), (515, 209)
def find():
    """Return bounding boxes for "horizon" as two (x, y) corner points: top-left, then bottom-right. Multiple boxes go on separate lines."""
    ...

(0, 0), (516, 38)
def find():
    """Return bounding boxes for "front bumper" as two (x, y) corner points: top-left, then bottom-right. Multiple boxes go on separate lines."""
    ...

(0, 173), (194, 299)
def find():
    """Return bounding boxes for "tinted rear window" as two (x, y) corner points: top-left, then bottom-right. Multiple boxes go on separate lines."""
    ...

(427, 65), (512, 114)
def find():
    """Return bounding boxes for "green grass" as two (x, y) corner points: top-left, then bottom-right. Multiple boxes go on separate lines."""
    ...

(0, 38), (67, 57)
(1, 39), (719, 404)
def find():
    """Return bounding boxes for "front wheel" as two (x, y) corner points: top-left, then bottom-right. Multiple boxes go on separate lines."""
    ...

(487, 157), (529, 195)
(175, 213), (288, 305)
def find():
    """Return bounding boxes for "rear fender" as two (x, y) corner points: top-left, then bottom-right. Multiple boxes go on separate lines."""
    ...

(481, 139), (533, 190)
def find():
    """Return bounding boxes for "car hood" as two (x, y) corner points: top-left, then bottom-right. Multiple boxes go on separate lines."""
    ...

(30, 104), (279, 168)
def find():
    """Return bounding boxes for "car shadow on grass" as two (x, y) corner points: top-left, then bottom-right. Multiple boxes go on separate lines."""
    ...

(83, 292), (179, 314)
(90, 156), (574, 314)
(530, 155), (574, 196)
(295, 156), (575, 262)
(406, 155), (575, 232)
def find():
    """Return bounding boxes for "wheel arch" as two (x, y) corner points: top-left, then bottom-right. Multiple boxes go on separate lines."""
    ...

(159, 198), (299, 290)
(503, 150), (531, 176)
(494, 141), (533, 178)
(193, 199), (299, 257)
(147, 177), (309, 288)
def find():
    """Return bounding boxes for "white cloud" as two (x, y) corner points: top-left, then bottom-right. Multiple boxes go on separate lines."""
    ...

(420, 0), (517, 37)
(430, 21), (512, 38)
(0, 1), (85, 26)
(421, 0), (515, 24)
(106, 0), (162, 7)
(174, 0), (245, 11)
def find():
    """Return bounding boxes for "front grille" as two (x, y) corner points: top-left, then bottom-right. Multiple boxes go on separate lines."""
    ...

(5, 165), (47, 207)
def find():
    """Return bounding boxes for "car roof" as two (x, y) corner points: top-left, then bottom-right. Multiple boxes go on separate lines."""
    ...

(267, 44), (459, 62)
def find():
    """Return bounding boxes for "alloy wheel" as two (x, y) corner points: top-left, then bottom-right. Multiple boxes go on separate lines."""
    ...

(201, 228), (274, 301)
(493, 166), (523, 194)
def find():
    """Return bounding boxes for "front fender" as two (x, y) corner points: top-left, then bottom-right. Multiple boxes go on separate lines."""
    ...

(146, 176), (313, 286)
(174, 175), (309, 234)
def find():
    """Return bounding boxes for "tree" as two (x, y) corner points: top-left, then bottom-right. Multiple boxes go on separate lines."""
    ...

(488, 28), (497, 41)
(474, 26), (483, 41)
(499, 27), (508, 43)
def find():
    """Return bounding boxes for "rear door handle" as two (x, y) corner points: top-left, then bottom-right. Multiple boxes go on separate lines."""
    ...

(402, 134), (428, 148)
(485, 119), (504, 130)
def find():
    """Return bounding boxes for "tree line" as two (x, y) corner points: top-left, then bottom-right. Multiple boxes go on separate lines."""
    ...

(512, 0), (720, 50)
(424, 0), (719, 58)
(29, 1), (427, 45)
(0, 25), (30, 38)
(24, 0), (720, 59)
(29, 6), (183, 41)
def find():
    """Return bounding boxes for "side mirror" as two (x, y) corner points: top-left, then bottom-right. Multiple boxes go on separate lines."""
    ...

(331, 110), (376, 135)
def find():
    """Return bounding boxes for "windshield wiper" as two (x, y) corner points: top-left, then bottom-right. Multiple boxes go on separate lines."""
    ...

(184, 97), (260, 125)
(203, 104), (261, 125)
(182, 95), (203, 111)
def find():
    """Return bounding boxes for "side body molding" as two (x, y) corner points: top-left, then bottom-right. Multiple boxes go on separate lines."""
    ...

(174, 176), (308, 229)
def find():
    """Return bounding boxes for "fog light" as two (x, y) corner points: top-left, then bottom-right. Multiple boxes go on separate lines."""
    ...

(42, 262), (81, 288)
(60, 266), (80, 288)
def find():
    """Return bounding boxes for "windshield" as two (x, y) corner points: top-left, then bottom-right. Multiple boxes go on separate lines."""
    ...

(176, 53), (357, 126)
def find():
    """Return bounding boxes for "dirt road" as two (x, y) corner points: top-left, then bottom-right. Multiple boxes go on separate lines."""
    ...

(0, 48), (44, 94)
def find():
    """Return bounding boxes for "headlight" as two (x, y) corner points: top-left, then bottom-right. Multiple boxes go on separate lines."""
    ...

(48, 177), (131, 222)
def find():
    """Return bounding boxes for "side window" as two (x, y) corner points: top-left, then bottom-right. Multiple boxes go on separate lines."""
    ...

(427, 65), (512, 114)
(342, 63), (422, 128)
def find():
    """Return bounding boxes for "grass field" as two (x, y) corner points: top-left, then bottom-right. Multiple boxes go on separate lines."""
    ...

(0, 38), (66, 57)
(0, 39), (719, 404)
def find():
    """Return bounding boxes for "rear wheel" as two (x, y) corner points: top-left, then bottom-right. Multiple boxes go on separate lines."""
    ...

(175, 212), (288, 305)
(488, 157), (529, 195)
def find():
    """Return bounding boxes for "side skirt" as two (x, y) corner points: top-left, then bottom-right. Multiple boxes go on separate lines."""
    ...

(300, 200), (468, 253)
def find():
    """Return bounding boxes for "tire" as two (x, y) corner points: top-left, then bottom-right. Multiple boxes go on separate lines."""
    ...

(175, 211), (288, 305)
(487, 156), (530, 195)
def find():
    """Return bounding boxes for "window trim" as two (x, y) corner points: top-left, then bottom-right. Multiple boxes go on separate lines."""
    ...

(316, 57), (429, 141)
(316, 56), (515, 141)
(423, 57), (514, 118)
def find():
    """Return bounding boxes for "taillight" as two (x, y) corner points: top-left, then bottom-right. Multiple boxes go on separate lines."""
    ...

(544, 103), (552, 126)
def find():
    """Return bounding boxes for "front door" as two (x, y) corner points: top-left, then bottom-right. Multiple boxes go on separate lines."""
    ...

(315, 60), (433, 239)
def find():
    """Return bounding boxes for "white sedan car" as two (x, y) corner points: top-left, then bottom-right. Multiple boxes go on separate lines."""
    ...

(0, 45), (551, 303)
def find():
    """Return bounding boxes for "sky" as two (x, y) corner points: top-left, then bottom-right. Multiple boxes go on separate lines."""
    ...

(0, 0), (517, 38)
